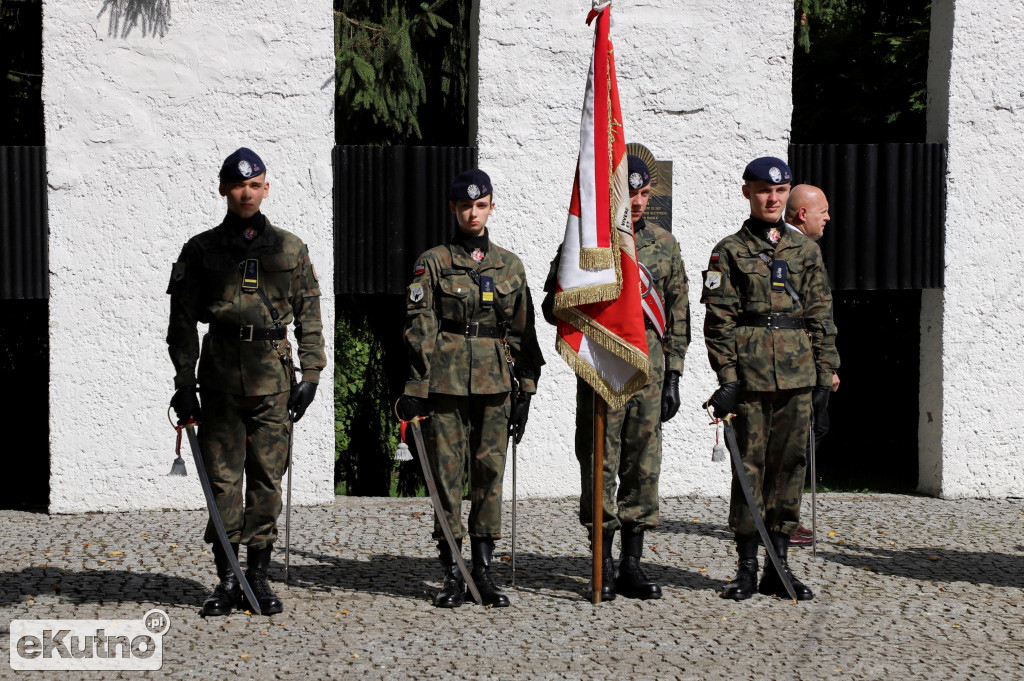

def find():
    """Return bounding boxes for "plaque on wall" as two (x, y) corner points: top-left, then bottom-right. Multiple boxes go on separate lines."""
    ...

(626, 142), (673, 233)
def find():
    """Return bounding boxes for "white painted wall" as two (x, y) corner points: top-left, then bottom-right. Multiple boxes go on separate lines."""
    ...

(476, 1), (794, 498)
(44, 1), (335, 512)
(921, 0), (1024, 498)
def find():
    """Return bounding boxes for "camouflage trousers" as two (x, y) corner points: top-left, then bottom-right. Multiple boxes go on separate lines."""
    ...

(198, 389), (291, 549)
(728, 387), (811, 537)
(575, 340), (665, 536)
(424, 393), (510, 541)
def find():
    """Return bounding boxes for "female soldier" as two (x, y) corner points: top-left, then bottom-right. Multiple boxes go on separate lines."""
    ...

(397, 169), (544, 608)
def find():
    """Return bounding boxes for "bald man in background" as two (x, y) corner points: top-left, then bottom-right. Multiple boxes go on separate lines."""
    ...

(784, 184), (839, 546)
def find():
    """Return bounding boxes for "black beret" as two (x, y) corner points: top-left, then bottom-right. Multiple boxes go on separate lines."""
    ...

(742, 156), (792, 184)
(219, 148), (266, 182)
(627, 155), (651, 190)
(449, 169), (492, 202)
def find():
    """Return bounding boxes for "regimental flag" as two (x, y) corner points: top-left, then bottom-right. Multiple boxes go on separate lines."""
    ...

(552, 2), (649, 410)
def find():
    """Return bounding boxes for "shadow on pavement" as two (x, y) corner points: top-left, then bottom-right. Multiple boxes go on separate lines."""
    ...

(656, 518), (734, 541)
(278, 548), (726, 603)
(0, 567), (208, 607)
(820, 542), (1024, 588)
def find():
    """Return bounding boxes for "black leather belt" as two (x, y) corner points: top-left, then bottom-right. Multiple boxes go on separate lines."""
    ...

(209, 322), (287, 342)
(440, 318), (504, 338)
(737, 313), (805, 330)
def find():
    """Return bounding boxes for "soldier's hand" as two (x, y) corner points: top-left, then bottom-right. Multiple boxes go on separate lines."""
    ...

(288, 381), (318, 422)
(508, 393), (531, 444)
(396, 395), (428, 421)
(709, 381), (741, 419)
(170, 387), (202, 425)
(660, 371), (681, 422)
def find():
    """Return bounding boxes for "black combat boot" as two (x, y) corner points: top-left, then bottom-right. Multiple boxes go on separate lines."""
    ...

(468, 537), (510, 607)
(598, 529), (616, 601)
(435, 541), (465, 608)
(201, 542), (240, 616)
(758, 531), (814, 601)
(721, 534), (759, 601)
(238, 544), (284, 615)
(615, 530), (662, 600)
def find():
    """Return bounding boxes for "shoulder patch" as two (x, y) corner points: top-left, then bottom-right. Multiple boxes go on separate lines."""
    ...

(413, 262), (426, 276)
(705, 272), (722, 290)
(710, 251), (720, 263)
(409, 282), (424, 303)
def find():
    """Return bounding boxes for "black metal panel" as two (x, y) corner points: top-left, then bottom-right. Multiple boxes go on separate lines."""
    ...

(334, 145), (477, 295)
(788, 143), (946, 290)
(0, 146), (48, 299)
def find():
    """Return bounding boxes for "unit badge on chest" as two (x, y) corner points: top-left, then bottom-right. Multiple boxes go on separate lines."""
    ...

(471, 248), (485, 263)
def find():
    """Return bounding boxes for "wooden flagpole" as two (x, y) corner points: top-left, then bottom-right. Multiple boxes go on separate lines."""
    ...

(592, 394), (607, 604)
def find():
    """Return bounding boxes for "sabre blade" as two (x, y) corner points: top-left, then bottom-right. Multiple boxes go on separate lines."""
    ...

(184, 424), (263, 615)
(409, 420), (483, 606)
(722, 417), (799, 602)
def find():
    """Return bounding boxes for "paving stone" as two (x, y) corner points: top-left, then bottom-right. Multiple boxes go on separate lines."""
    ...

(0, 495), (1022, 679)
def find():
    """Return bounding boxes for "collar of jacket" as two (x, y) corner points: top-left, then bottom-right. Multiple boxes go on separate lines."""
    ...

(740, 219), (791, 256)
(633, 218), (655, 248)
(446, 239), (506, 271)
(215, 216), (282, 253)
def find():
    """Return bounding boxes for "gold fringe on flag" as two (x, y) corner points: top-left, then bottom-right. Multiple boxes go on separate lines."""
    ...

(578, 248), (615, 270)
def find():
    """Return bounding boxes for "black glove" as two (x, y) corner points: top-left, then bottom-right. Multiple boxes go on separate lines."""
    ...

(508, 393), (531, 444)
(708, 381), (741, 419)
(812, 384), (830, 439)
(660, 370), (681, 422)
(170, 387), (202, 425)
(396, 395), (428, 422)
(288, 381), (318, 422)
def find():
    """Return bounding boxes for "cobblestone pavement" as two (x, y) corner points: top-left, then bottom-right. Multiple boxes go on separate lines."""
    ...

(2, 494), (1023, 680)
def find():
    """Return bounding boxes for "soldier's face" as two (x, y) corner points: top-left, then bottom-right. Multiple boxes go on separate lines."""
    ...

(450, 197), (494, 237)
(629, 185), (651, 225)
(743, 180), (790, 222)
(220, 174), (269, 218)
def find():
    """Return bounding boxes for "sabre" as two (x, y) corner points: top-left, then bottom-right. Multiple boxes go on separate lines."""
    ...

(407, 417), (483, 606)
(183, 422), (262, 615)
(703, 400), (798, 602)
(285, 417), (294, 583)
(810, 412), (817, 559)
(510, 435), (517, 587)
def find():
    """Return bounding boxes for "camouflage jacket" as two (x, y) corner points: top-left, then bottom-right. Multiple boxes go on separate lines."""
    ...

(700, 220), (839, 391)
(403, 237), (544, 398)
(634, 219), (690, 374)
(167, 217), (326, 396)
(542, 218), (690, 375)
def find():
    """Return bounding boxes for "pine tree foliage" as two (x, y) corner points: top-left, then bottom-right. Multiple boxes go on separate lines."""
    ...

(335, 0), (468, 145)
(792, 0), (930, 142)
(1, 0), (44, 145)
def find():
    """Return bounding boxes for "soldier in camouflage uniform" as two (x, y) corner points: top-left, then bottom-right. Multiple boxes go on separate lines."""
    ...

(542, 154), (690, 601)
(167, 148), (326, 616)
(702, 157), (839, 601)
(397, 169), (544, 609)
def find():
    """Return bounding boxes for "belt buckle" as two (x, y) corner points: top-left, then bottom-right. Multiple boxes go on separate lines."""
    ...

(466, 321), (479, 337)
(766, 314), (779, 330)
(240, 325), (254, 342)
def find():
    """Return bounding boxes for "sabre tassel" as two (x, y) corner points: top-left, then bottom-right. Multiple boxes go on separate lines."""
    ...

(168, 407), (188, 476)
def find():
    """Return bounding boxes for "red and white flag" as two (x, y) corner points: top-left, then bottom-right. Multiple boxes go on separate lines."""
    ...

(553, 2), (649, 410)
